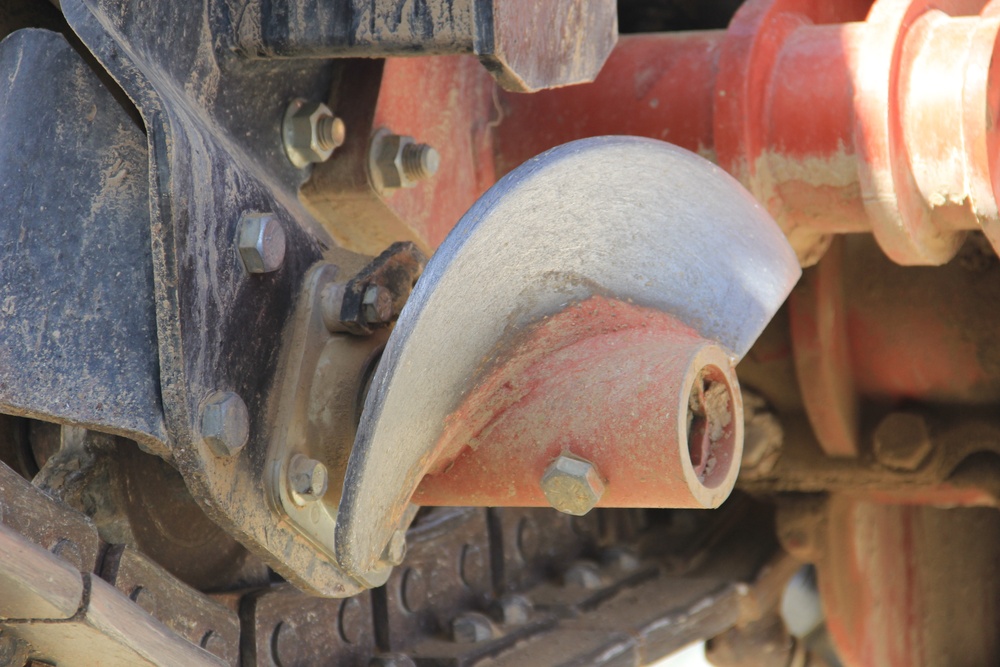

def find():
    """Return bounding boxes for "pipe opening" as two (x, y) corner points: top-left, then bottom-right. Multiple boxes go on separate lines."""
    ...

(686, 365), (736, 489)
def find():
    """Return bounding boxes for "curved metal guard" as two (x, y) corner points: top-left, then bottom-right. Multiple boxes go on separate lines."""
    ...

(336, 137), (801, 579)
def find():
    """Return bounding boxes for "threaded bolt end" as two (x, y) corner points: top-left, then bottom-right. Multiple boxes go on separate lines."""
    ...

(400, 143), (440, 181)
(317, 115), (346, 151)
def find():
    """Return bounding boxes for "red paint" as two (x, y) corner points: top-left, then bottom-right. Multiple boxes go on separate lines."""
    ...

(413, 296), (741, 509)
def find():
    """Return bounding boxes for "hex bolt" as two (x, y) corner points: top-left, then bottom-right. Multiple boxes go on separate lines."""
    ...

(873, 412), (933, 471)
(237, 212), (286, 274)
(283, 98), (345, 169)
(371, 130), (440, 191)
(381, 529), (407, 566)
(287, 454), (329, 505)
(563, 561), (603, 590)
(540, 453), (606, 516)
(369, 655), (417, 667)
(362, 284), (394, 325)
(451, 612), (496, 644)
(400, 142), (440, 181)
(200, 391), (250, 457)
(489, 594), (532, 626)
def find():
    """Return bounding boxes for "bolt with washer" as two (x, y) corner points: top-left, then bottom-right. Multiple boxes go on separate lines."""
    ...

(287, 455), (329, 505)
(237, 212), (286, 274)
(283, 98), (346, 168)
(540, 453), (606, 516)
(370, 129), (440, 191)
(200, 391), (250, 457)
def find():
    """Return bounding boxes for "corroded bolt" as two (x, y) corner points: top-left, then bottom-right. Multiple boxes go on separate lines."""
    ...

(563, 561), (603, 590)
(540, 453), (605, 516)
(200, 391), (250, 457)
(873, 412), (933, 471)
(451, 612), (496, 644)
(381, 529), (407, 566)
(283, 98), (346, 168)
(371, 131), (440, 190)
(489, 594), (532, 626)
(237, 212), (286, 274)
(287, 454), (329, 505)
(362, 284), (393, 325)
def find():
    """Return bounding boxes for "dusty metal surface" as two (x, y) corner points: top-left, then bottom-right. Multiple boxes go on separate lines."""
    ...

(337, 136), (799, 583)
(101, 545), (240, 664)
(224, 0), (617, 92)
(0, 28), (167, 452)
(58, 0), (382, 596)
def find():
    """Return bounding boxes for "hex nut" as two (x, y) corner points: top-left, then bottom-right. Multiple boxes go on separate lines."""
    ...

(451, 612), (496, 644)
(873, 412), (933, 471)
(200, 391), (250, 457)
(283, 99), (345, 168)
(237, 212), (286, 274)
(540, 453), (605, 516)
(370, 130), (440, 191)
(287, 455), (329, 505)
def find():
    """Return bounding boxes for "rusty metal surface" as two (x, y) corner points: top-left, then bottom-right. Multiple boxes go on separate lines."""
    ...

(224, 0), (617, 92)
(0, 28), (167, 452)
(338, 136), (799, 583)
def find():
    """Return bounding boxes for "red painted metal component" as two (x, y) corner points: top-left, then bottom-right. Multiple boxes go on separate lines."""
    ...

(495, 0), (1000, 266)
(789, 235), (1000, 456)
(815, 496), (1000, 666)
(412, 296), (743, 510)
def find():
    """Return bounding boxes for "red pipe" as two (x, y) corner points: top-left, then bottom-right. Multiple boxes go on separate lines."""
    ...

(496, 0), (1000, 267)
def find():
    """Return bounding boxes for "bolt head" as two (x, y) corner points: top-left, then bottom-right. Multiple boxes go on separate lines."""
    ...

(288, 455), (329, 505)
(372, 132), (415, 190)
(200, 391), (250, 457)
(284, 99), (338, 168)
(490, 594), (532, 626)
(540, 453), (605, 516)
(362, 284), (393, 325)
(451, 612), (495, 644)
(237, 213), (286, 274)
(563, 561), (603, 590)
(873, 412), (932, 471)
(381, 529), (407, 566)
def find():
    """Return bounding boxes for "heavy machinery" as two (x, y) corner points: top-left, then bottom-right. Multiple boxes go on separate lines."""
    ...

(1, 0), (999, 664)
